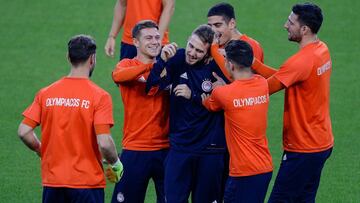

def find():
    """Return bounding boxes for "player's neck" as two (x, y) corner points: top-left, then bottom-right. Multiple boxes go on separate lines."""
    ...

(68, 65), (90, 78)
(299, 34), (318, 48)
(136, 53), (155, 64)
(231, 30), (242, 40)
(233, 69), (253, 80)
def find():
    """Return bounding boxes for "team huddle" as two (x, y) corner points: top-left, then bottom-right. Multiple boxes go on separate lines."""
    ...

(18, 1), (334, 203)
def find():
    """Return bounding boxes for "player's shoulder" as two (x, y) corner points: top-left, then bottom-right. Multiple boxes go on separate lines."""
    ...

(243, 34), (262, 47)
(87, 80), (111, 97)
(117, 58), (141, 67)
(37, 77), (65, 94)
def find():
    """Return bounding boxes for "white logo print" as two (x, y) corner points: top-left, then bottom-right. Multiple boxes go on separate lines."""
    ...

(283, 154), (287, 161)
(180, 72), (188, 79)
(117, 192), (125, 202)
(201, 79), (212, 92)
(137, 75), (146, 82)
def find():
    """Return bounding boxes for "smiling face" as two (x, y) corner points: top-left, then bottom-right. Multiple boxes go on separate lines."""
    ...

(207, 15), (234, 46)
(134, 27), (161, 58)
(284, 12), (303, 42)
(185, 34), (210, 65)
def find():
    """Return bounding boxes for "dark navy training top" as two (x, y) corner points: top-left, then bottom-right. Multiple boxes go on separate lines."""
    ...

(146, 49), (228, 153)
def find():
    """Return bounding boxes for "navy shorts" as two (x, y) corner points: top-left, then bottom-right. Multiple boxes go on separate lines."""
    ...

(111, 149), (168, 203)
(224, 172), (272, 203)
(268, 147), (333, 203)
(43, 187), (104, 203)
(164, 149), (225, 203)
(119, 42), (137, 60)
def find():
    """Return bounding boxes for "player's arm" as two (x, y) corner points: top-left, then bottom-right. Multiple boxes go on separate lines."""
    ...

(96, 125), (118, 165)
(112, 61), (152, 83)
(159, 0), (175, 42)
(105, 0), (127, 57)
(96, 125), (123, 183)
(146, 43), (178, 94)
(17, 118), (41, 157)
(201, 90), (223, 112)
(252, 58), (278, 79)
(210, 44), (232, 81)
(267, 76), (285, 95)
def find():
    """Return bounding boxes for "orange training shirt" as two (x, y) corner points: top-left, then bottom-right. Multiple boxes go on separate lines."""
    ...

(203, 75), (273, 177)
(122, 0), (169, 45)
(112, 58), (169, 151)
(274, 40), (334, 152)
(22, 77), (114, 188)
(240, 34), (264, 63)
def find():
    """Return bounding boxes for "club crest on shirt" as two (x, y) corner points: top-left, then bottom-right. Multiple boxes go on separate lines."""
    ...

(201, 79), (212, 92)
(117, 192), (125, 202)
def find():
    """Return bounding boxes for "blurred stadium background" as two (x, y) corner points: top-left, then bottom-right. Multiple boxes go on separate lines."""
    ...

(1, 0), (359, 202)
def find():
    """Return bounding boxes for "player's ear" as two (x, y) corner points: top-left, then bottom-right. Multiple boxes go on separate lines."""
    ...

(230, 61), (235, 71)
(66, 52), (70, 63)
(89, 54), (95, 65)
(229, 18), (236, 29)
(133, 37), (140, 48)
(301, 25), (309, 35)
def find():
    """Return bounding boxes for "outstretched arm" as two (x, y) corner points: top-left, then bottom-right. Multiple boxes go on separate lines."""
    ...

(105, 0), (127, 57)
(146, 43), (178, 94)
(210, 44), (232, 81)
(112, 62), (152, 83)
(159, 0), (175, 42)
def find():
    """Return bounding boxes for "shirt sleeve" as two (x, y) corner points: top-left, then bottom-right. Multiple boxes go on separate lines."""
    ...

(202, 88), (223, 112)
(210, 44), (232, 81)
(274, 53), (313, 87)
(112, 59), (152, 83)
(22, 90), (42, 123)
(94, 92), (114, 127)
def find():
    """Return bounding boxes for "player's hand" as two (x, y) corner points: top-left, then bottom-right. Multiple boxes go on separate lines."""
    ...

(105, 36), (116, 57)
(173, 84), (191, 99)
(212, 72), (226, 88)
(161, 42), (178, 62)
(201, 93), (210, 102)
(35, 143), (41, 158)
(105, 159), (123, 183)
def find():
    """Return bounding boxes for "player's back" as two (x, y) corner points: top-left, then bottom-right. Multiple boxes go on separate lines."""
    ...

(213, 75), (272, 176)
(36, 77), (112, 188)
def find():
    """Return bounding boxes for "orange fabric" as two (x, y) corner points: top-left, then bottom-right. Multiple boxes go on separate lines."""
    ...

(274, 41), (334, 152)
(211, 34), (264, 81)
(240, 34), (264, 63)
(267, 76), (285, 95)
(252, 58), (277, 79)
(95, 124), (111, 135)
(113, 61), (152, 83)
(122, 0), (169, 45)
(22, 117), (39, 128)
(203, 75), (273, 177)
(22, 77), (114, 188)
(210, 44), (231, 81)
(113, 58), (169, 150)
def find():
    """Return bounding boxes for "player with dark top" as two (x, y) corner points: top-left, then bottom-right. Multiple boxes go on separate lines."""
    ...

(146, 24), (229, 203)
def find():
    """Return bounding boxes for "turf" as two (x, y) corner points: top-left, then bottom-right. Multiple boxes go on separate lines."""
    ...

(1, 0), (359, 202)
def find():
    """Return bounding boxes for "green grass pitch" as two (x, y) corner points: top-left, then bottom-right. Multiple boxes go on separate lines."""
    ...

(1, 0), (359, 202)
